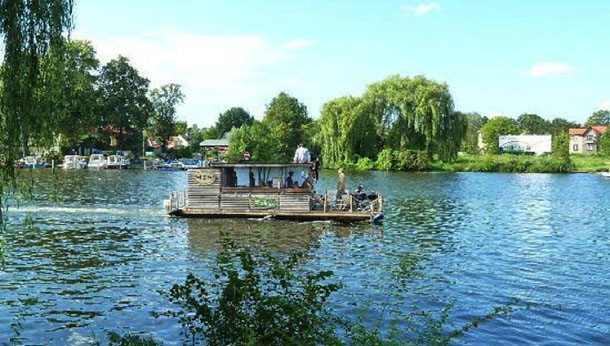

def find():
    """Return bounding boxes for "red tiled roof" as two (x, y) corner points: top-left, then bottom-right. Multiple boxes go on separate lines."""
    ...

(569, 128), (587, 135)
(592, 126), (607, 135)
(569, 126), (608, 136)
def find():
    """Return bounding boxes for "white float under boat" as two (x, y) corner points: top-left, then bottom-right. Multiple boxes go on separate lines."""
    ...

(62, 155), (87, 170)
(88, 154), (107, 169)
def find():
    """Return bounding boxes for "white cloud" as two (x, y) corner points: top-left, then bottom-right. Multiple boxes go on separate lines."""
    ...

(401, 3), (442, 17)
(284, 39), (315, 50)
(600, 100), (610, 110)
(74, 29), (314, 126)
(529, 62), (575, 77)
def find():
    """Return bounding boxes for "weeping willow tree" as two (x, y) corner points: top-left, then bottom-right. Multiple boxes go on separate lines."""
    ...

(317, 96), (378, 167)
(0, 0), (74, 258)
(318, 75), (466, 167)
(364, 75), (466, 161)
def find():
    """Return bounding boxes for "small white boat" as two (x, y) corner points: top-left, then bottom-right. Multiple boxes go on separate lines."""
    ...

(22, 156), (47, 169)
(107, 155), (129, 169)
(88, 154), (107, 169)
(63, 155), (87, 170)
(599, 171), (610, 179)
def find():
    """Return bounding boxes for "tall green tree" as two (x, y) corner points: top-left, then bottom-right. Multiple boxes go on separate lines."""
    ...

(225, 121), (285, 163)
(263, 92), (311, 161)
(149, 83), (185, 152)
(480, 116), (520, 154)
(43, 40), (100, 150)
(586, 110), (610, 126)
(517, 113), (550, 134)
(0, 0), (74, 165)
(174, 120), (188, 136)
(460, 112), (487, 154)
(98, 56), (152, 151)
(549, 118), (579, 135)
(215, 107), (254, 135)
(363, 75), (465, 161)
(318, 96), (378, 167)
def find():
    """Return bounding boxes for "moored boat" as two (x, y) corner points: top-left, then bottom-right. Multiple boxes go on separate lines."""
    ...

(107, 155), (129, 169)
(88, 154), (107, 169)
(62, 155), (87, 170)
(165, 163), (383, 223)
(157, 160), (185, 171)
(22, 156), (47, 169)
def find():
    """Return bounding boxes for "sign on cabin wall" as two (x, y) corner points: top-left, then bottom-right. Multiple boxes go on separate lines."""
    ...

(252, 197), (277, 209)
(194, 171), (217, 186)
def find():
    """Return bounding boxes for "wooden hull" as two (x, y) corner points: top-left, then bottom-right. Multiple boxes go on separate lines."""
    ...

(169, 207), (373, 222)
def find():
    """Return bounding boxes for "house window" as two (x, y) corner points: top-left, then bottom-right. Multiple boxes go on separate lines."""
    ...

(587, 134), (595, 141)
(573, 144), (579, 151)
(587, 143), (594, 151)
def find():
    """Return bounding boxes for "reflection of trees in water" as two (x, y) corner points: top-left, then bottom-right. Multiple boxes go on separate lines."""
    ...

(382, 197), (468, 287)
(186, 219), (366, 254)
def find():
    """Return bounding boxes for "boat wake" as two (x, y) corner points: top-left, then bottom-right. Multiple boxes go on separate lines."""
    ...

(9, 205), (162, 217)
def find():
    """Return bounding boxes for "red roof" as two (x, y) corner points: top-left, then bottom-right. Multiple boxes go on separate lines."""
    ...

(592, 126), (607, 135)
(569, 126), (607, 136)
(569, 128), (586, 135)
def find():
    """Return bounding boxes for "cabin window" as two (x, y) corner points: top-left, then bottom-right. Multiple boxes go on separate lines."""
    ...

(587, 143), (594, 151)
(587, 134), (595, 141)
(572, 144), (579, 151)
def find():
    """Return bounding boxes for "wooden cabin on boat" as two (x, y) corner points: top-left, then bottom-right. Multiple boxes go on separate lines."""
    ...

(166, 163), (383, 222)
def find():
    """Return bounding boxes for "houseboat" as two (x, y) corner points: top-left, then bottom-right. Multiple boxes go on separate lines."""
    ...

(62, 155), (87, 170)
(88, 154), (107, 169)
(165, 163), (383, 223)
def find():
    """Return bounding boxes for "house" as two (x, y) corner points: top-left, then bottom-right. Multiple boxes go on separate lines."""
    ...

(166, 135), (189, 149)
(199, 132), (230, 156)
(498, 135), (552, 155)
(569, 126), (607, 154)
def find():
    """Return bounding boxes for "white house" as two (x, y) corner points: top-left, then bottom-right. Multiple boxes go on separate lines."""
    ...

(569, 126), (607, 154)
(498, 135), (552, 155)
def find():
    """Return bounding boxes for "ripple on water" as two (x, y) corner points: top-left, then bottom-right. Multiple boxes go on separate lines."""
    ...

(1, 171), (610, 345)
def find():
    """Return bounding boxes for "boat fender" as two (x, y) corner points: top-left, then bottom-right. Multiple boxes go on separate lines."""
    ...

(371, 211), (384, 225)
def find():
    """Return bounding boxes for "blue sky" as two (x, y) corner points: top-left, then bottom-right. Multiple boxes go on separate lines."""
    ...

(74, 1), (610, 127)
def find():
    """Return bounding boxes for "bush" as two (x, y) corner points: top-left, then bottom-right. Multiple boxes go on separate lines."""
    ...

(375, 149), (394, 171)
(393, 150), (429, 171)
(355, 157), (375, 170)
(156, 245), (342, 345)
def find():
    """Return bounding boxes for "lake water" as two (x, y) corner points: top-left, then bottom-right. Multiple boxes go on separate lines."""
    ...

(1, 169), (609, 344)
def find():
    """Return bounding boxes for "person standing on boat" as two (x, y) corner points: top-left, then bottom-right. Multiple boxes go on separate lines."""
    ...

(337, 168), (346, 199)
(293, 144), (310, 163)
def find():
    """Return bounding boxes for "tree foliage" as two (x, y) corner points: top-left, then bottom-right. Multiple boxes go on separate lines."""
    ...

(225, 121), (286, 163)
(215, 107), (254, 135)
(98, 56), (152, 150)
(0, 0), (74, 166)
(263, 92), (311, 160)
(148, 83), (185, 151)
(480, 116), (520, 154)
(318, 96), (378, 166)
(585, 110), (610, 126)
(460, 112), (487, 154)
(45, 40), (100, 149)
(516, 113), (549, 134)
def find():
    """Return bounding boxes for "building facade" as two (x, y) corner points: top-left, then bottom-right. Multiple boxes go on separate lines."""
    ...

(498, 135), (552, 155)
(569, 126), (607, 154)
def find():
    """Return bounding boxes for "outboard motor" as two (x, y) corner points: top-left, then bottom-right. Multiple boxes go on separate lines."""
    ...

(371, 211), (384, 225)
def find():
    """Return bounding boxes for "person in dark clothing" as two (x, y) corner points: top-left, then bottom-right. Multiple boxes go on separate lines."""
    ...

(285, 172), (294, 188)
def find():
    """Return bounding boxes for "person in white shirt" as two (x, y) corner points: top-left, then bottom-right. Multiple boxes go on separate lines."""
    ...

(293, 143), (310, 163)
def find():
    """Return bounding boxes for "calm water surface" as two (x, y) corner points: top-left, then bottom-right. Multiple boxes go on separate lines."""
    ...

(1, 169), (609, 345)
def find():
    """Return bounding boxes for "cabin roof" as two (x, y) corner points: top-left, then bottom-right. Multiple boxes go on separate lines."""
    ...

(210, 163), (312, 169)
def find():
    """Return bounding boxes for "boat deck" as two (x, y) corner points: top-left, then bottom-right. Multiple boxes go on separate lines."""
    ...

(169, 207), (373, 222)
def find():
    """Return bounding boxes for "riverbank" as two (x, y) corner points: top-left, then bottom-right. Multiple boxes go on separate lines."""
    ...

(431, 154), (609, 173)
